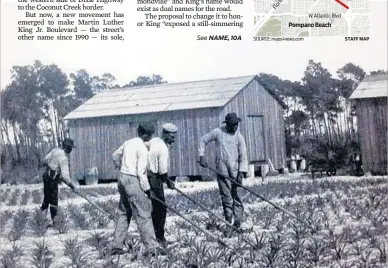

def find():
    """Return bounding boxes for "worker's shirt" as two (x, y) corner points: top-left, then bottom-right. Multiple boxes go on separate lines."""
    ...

(43, 147), (72, 185)
(198, 126), (248, 178)
(112, 137), (150, 191)
(147, 137), (169, 175)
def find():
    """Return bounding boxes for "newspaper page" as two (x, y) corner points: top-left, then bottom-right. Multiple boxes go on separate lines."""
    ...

(1, 0), (387, 267)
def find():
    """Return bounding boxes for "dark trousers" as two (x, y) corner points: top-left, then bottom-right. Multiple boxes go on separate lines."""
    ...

(217, 174), (243, 225)
(41, 168), (60, 220)
(148, 172), (167, 242)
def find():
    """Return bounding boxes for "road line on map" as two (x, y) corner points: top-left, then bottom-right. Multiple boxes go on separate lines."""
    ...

(335, 0), (349, 9)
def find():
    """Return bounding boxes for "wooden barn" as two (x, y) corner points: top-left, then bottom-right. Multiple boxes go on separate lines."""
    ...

(349, 74), (388, 175)
(63, 75), (287, 181)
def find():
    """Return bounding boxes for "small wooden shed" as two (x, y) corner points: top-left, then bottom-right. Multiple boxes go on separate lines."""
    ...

(64, 75), (287, 181)
(349, 74), (388, 175)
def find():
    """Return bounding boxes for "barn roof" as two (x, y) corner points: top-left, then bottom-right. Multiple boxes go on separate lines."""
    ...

(64, 75), (286, 120)
(349, 74), (388, 99)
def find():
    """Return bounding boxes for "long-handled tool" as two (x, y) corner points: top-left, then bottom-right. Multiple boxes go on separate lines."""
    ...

(149, 193), (233, 250)
(168, 180), (242, 234)
(167, 180), (263, 249)
(73, 188), (116, 221)
(167, 181), (233, 228)
(151, 193), (259, 265)
(149, 193), (256, 263)
(200, 164), (317, 233)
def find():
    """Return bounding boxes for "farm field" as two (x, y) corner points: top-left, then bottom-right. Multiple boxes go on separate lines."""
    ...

(1, 174), (387, 268)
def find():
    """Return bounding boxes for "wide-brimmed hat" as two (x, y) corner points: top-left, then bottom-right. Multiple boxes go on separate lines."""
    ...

(62, 138), (76, 148)
(223, 113), (242, 124)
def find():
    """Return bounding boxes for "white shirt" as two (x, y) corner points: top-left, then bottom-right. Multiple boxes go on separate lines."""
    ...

(148, 137), (169, 175)
(44, 147), (72, 184)
(112, 137), (150, 191)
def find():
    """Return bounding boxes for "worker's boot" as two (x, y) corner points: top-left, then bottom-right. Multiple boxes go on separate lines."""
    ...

(110, 248), (128, 256)
(40, 209), (52, 228)
(143, 246), (167, 257)
(233, 221), (243, 233)
(157, 237), (169, 248)
(46, 219), (54, 228)
(222, 220), (234, 237)
(45, 205), (57, 228)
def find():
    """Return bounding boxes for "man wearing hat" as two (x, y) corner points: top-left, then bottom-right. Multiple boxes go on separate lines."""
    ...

(41, 138), (78, 227)
(146, 123), (178, 248)
(111, 122), (165, 256)
(198, 113), (248, 231)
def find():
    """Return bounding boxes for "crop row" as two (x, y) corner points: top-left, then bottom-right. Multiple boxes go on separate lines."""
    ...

(1, 178), (387, 237)
(0, 186), (118, 207)
(1, 176), (386, 207)
(2, 183), (387, 268)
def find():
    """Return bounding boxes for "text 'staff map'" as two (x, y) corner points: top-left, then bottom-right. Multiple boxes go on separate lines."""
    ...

(254, 0), (370, 37)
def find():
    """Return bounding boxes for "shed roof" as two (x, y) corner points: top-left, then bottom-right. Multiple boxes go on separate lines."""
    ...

(64, 75), (285, 120)
(349, 74), (388, 99)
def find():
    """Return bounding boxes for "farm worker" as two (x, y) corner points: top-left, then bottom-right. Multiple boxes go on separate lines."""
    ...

(41, 138), (78, 227)
(146, 123), (178, 248)
(111, 122), (165, 256)
(198, 112), (249, 231)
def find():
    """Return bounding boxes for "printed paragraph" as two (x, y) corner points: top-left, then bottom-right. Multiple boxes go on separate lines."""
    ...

(136, 0), (244, 29)
(16, 0), (125, 41)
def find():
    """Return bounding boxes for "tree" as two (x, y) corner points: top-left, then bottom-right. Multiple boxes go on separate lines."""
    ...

(100, 73), (117, 89)
(1, 87), (21, 161)
(0, 61), (71, 162)
(370, 69), (387, 75)
(89, 73), (117, 93)
(0, 62), (122, 182)
(300, 60), (343, 144)
(337, 63), (366, 98)
(122, 74), (167, 87)
(256, 73), (308, 156)
(39, 63), (70, 145)
(69, 69), (95, 104)
(336, 63), (366, 141)
(69, 70), (117, 104)
(4, 62), (45, 161)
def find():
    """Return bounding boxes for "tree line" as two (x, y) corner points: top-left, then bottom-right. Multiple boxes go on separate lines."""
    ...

(257, 60), (386, 169)
(0, 60), (166, 169)
(0, 59), (386, 181)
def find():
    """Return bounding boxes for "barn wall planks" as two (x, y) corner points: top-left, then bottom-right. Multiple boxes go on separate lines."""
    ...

(375, 98), (388, 174)
(69, 108), (221, 179)
(222, 79), (286, 170)
(68, 78), (287, 180)
(356, 98), (387, 174)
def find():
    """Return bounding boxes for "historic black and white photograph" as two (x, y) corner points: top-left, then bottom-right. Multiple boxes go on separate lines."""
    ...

(1, 0), (387, 267)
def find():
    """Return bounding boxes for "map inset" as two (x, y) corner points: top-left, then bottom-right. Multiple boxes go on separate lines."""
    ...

(254, 0), (370, 37)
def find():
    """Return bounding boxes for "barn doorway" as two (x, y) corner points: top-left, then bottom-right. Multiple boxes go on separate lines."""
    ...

(246, 115), (266, 162)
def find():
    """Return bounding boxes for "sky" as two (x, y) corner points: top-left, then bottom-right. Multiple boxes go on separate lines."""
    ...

(1, 0), (387, 89)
